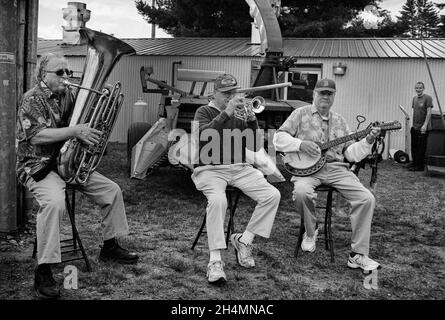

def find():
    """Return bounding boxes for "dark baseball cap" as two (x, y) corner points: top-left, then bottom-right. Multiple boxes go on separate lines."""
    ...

(214, 74), (240, 92)
(314, 78), (336, 92)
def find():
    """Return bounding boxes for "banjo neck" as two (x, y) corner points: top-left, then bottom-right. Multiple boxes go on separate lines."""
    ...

(319, 128), (371, 151)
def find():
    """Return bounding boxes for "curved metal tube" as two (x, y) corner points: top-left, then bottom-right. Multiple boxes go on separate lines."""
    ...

(57, 28), (135, 184)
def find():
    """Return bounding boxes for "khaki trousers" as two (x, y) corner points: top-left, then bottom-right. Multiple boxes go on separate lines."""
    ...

(291, 162), (375, 255)
(25, 171), (129, 264)
(192, 164), (281, 251)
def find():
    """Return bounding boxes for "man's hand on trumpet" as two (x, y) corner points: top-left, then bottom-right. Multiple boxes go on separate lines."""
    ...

(224, 96), (244, 118)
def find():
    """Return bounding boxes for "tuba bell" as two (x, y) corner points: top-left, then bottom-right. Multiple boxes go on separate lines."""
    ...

(57, 28), (136, 184)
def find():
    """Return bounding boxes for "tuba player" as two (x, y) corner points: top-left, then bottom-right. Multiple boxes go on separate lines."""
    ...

(16, 53), (139, 299)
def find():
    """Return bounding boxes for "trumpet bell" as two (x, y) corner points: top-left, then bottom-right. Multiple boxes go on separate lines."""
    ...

(251, 96), (266, 113)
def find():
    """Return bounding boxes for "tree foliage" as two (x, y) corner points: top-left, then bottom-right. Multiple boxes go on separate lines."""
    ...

(136, 0), (386, 38)
(135, 0), (252, 37)
(135, 0), (443, 38)
(398, 0), (441, 37)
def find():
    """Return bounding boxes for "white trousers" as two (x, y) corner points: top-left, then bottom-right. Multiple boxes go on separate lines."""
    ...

(192, 164), (281, 251)
(291, 162), (375, 255)
(25, 171), (129, 264)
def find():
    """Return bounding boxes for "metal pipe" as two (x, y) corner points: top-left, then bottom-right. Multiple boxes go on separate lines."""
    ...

(233, 82), (291, 93)
(171, 60), (182, 87)
(63, 80), (104, 95)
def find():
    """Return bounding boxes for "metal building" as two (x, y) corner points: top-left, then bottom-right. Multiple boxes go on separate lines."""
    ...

(37, 37), (445, 155)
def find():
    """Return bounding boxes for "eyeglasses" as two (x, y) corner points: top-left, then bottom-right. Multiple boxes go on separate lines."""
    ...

(46, 68), (73, 77)
(318, 91), (334, 96)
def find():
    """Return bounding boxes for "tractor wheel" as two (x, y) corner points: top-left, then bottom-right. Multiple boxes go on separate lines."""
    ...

(127, 122), (152, 172)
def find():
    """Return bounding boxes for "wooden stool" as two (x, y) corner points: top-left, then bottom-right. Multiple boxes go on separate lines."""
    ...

(295, 184), (336, 263)
(32, 185), (92, 272)
(191, 186), (242, 250)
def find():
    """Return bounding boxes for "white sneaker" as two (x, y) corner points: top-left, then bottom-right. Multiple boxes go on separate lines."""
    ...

(301, 228), (318, 252)
(230, 233), (255, 268)
(347, 254), (381, 272)
(206, 260), (227, 285)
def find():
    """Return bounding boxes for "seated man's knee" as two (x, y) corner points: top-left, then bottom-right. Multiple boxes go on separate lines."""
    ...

(292, 183), (314, 201)
(269, 187), (281, 204)
(43, 195), (66, 215)
(208, 193), (227, 207)
(107, 180), (122, 197)
(364, 190), (376, 206)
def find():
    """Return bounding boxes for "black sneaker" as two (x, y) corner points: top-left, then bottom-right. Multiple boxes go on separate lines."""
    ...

(99, 242), (139, 264)
(34, 266), (60, 300)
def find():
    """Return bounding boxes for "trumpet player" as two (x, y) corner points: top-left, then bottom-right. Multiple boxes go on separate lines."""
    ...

(16, 53), (139, 299)
(191, 74), (281, 285)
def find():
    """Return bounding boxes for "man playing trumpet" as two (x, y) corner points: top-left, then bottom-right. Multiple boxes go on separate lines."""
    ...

(191, 74), (281, 285)
(16, 53), (139, 299)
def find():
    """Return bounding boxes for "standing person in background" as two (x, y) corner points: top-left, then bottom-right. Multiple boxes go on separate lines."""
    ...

(408, 82), (434, 171)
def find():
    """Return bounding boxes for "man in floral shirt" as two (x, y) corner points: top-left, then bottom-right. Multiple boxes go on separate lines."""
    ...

(16, 53), (139, 299)
(273, 78), (382, 272)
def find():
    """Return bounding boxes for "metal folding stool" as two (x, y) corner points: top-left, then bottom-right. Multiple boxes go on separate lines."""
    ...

(32, 185), (92, 272)
(295, 184), (336, 263)
(191, 186), (242, 250)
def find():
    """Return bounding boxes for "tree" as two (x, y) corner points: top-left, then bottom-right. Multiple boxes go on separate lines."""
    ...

(135, 0), (252, 37)
(399, 0), (441, 37)
(135, 0), (380, 37)
(342, 6), (405, 37)
(278, 0), (379, 37)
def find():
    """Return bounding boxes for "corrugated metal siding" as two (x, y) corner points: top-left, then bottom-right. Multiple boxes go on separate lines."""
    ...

(297, 57), (445, 154)
(51, 39), (445, 157)
(102, 56), (260, 142)
(283, 38), (445, 58)
(65, 53), (444, 157)
(38, 38), (445, 58)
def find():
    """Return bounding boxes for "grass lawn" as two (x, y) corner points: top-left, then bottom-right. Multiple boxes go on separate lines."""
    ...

(1, 142), (444, 300)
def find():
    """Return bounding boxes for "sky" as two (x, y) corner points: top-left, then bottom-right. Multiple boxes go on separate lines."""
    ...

(37, 0), (419, 40)
(38, 0), (170, 39)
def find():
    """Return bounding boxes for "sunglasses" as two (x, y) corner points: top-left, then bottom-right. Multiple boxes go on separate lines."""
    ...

(318, 91), (334, 96)
(46, 68), (73, 77)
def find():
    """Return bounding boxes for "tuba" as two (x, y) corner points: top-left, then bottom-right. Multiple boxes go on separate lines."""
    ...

(57, 28), (136, 184)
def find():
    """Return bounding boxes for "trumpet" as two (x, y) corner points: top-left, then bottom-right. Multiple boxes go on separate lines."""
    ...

(232, 95), (266, 121)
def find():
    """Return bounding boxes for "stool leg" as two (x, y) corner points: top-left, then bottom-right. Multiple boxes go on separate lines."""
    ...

(32, 237), (37, 259)
(325, 191), (335, 263)
(226, 189), (241, 246)
(191, 213), (206, 250)
(66, 189), (77, 250)
(324, 191), (332, 251)
(65, 192), (92, 272)
(225, 191), (233, 246)
(295, 214), (305, 258)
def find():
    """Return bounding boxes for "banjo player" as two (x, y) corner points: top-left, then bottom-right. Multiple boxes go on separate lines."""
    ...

(273, 78), (382, 272)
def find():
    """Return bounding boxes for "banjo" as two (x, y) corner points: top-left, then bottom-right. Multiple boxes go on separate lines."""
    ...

(280, 121), (402, 177)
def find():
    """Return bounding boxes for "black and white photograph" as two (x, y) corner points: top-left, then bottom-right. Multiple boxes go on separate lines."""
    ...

(0, 0), (444, 311)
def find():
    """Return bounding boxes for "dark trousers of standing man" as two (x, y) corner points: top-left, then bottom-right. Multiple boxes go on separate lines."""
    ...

(410, 127), (429, 169)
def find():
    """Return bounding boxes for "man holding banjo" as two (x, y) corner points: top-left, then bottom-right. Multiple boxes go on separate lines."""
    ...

(273, 78), (382, 272)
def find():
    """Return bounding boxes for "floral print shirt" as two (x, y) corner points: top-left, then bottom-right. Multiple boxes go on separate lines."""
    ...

(16, 83), (75, 184)
(277, 104), (354, 162)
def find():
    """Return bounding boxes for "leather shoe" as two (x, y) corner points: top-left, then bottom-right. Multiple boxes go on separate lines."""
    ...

(34, 265), (60, 300)
(100, 242), (139, 264)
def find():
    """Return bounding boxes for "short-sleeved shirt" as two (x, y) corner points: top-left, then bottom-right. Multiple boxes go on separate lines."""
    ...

(412, 94), (433, 130)
(277, 104), (353, 162)
(16, 83), (75, 184)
